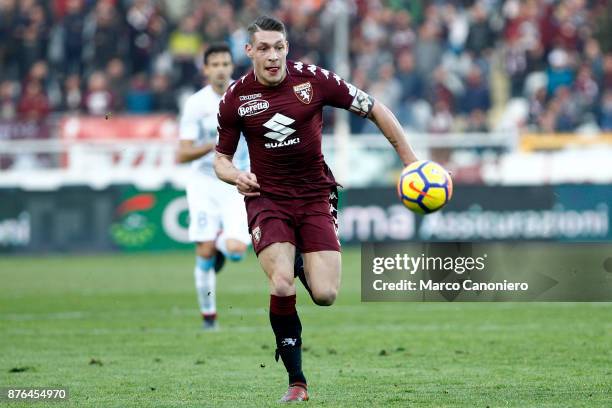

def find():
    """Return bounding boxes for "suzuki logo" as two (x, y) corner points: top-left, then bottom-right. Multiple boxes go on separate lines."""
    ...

(263, 113), (296, 141)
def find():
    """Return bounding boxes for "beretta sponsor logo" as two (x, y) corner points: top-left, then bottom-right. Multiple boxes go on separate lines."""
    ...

(239, 93), (262, 101)
(238, 99), (269, 117)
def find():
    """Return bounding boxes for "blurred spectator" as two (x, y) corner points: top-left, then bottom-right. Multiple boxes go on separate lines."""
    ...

(106, 58), (128, 111)
(427, 67), (460, 112)
(26, 60), (62, 108)
(0, 80), (18, 120)
(396, 50), (423, 103)
(504, 36), (527, 97)
(461, 66), (491, 115)
(465, 3), (494, 57)
(525, 43), (546, 73)
(83, 0), (126, 71)
(573, 64), (599, 114)
(546, 48), (574, 96)
(394, 48), (427, 128)
(16, 2), (48, 78)
(584, 38), (603, 82)
(354, 39), (387, 80)
(151, 73), (176, 112)
(0, 0), (19, 79)
(554, 4), (581, 52)
(283, 13), (311, 62)
(442, 4), (468, 54)
(202, 13), (228, 43)
(600, 91), (612, 131)
(83, 71), (114, 115)
(18, 80), (50, 120)
(236, 0), (259, 28)
(552, 86), (579, 132)
(59, 0), (85, 75)
(61, 74), (82, 112)
(125, 73), (152, 113)
(603, 54), (612, 91)
(414, 22), (442, 82)
(368, 63), (401, 114)
(169, 15), (202, 87)
(527, 87), (547, 129)
(158, 0), (190, 24)
(428, 100), (454, 134)
(389, 10), (416, 52)
(594, 1), (612, 55)
(26, 60), (49, 85)
(126, 0), (165, 74)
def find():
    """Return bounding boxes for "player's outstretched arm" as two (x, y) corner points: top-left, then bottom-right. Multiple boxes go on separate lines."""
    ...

(176, 140), (216, 163)
(367, 102), (419, 166)
(214, 152), (261, 196)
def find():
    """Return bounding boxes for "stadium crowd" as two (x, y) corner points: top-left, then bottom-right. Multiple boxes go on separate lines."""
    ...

(0, 0), (610, 133)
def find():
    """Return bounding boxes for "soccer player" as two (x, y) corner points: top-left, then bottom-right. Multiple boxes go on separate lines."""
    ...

(214, 17), (418, 401)
(177, 43), (251, 331)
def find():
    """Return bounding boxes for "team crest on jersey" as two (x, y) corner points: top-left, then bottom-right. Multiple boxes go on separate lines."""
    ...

(252, 226), (261, 244)
(293, 82), (313, 104)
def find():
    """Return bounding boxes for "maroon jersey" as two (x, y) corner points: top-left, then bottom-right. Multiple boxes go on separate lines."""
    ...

(216, 61), (374, 199)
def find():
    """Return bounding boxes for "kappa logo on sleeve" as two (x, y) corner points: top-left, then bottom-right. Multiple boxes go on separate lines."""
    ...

(293, 82), (313, 104)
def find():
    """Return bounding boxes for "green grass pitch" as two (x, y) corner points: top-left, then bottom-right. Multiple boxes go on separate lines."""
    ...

(1, 248), (610, 407)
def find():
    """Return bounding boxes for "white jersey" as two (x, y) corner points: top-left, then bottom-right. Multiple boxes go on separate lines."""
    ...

(179, 84), (249, 176)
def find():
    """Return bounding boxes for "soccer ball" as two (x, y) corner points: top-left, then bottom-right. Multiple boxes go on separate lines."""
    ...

(397, 160), (453, 214)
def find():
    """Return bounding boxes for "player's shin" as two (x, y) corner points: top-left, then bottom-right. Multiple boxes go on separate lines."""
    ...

(195, 256), (216, 321)
(269, 294), (307, 386)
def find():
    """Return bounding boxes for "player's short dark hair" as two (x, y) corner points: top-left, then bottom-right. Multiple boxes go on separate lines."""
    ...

(203, 43), (232, 65)
(247, 16), (286, 44)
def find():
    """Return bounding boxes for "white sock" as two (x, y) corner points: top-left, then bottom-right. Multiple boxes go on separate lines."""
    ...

(194, 256), (216, 317)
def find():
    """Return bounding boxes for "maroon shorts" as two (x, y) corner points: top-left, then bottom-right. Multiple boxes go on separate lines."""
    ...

(245, 188), (340, 255)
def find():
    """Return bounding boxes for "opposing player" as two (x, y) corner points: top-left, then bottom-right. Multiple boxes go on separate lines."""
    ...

(214, 17), (418, 401)
(177, 43), (251, 330)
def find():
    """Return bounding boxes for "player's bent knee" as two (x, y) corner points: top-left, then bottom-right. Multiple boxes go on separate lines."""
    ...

(311, 287), (337, 306)
(270, 274), (295, 296)
(196, 242), (216, 259)
(226, 240), (247, 255)
(225, 240), (247, 261)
